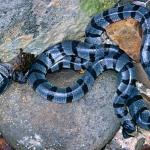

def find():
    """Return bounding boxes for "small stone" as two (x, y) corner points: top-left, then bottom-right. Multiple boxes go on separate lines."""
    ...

(135, 63), (150, 104)
(105, 128), (150, 150)
(0, 0), (90, 61)
(106, 18), (142, 62)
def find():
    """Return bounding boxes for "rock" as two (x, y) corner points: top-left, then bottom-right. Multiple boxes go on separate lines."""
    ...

(142, 144), (150, 150)
(135, 63), (150, 105)
(0, 0), (88, 61)
(0, 70), (120, 150)
(135, 63), (150, 89)
(104, 128), (150, 150)
(106, 18), (142, 62)
(0, 0), (118, 62)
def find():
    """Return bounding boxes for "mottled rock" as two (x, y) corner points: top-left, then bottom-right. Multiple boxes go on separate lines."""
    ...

(135, 63), (150, 89)
(104, 128), (150, 150)
(135, 138), (145, 150)
(0, 70), (120, 150)
(0, 0), (120, 62)
(106, 18), (142, 62)
(0, 0), (88, 61)
(135, 64), (150, 103)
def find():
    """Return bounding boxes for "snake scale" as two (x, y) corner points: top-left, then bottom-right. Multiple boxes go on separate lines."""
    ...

(1, 3), (150, 138)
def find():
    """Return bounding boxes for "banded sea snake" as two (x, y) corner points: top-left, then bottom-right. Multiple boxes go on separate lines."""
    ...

(1, 2), (150, 138)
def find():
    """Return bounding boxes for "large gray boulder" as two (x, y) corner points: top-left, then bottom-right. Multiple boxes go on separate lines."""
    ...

(0, 0), (118, 61)
(0, 70), (120, 150)
(0, 0), (89, 61)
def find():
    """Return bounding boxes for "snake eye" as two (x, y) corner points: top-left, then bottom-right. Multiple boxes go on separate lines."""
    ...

(21, 54), (25, 59)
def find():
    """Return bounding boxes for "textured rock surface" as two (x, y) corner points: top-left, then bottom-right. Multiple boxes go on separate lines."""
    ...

(0, 70), (119, 150)
(0, 0), (119, 62)
(106, 18), (142, 62)
(0, 0), (89, 61)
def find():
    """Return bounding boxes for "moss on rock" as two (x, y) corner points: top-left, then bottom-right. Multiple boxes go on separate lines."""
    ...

(80, 0), (118, 16)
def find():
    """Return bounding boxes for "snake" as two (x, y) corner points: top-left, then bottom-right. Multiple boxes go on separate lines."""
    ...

(0, 63), (12, 94)
(0, 2), (150, 138)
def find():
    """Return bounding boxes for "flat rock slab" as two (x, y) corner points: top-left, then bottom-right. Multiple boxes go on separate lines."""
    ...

(0, 70), (120, 150)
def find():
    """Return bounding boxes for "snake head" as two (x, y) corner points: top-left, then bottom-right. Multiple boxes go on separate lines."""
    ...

(122, 120), (136, 139)
(13, 48), (35, 73)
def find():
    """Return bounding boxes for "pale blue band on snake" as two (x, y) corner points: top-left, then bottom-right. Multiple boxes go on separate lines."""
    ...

(0, 3), (150, 138)
(0, 63), (12, 94)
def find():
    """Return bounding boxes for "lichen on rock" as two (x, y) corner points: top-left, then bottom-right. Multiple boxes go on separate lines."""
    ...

(80, 0), (118, 16)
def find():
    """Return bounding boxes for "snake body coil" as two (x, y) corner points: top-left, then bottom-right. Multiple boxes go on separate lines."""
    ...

(85, 3), (150, 134)
(27, 3), (150, 138)
(0, 63), (12, 94)
(0, 3), (150, 138)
